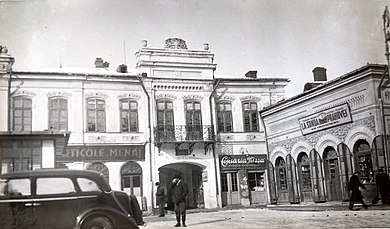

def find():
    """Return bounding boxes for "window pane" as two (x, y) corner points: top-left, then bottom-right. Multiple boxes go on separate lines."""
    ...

(194, 103), (201, 110)
(221, 173), (228, 192)
(122, 101), (129, 109)
(166, 102), (173, 110)
(14, 98), (23, 108)
(225, 103), (232, 111)
(37, 178), (75, 195)
(130, 102), (137, 110)
(132, 176), (141, 187)
(6, 179), (31, 196)
(157, 102), (165, 110)
(250, 103), (257, 110)
(77, 178), (100, 192)
(186, 103), (193, 110)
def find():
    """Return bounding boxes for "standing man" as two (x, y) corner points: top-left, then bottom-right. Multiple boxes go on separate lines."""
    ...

(375, 168), (390, 204)
(170, 174), (188, 227)
(348, 171), (369, 210)
(155, 182), (166, 217)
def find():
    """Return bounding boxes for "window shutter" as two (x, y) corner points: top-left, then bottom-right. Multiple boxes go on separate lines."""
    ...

(267, 160), (277, 204)
(337, 143), (353, 201)
(286, 154), (300, 204)
(310, 149), (326, 202)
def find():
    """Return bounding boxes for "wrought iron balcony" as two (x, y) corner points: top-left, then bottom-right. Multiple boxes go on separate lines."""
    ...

(154, 125), (215, 145)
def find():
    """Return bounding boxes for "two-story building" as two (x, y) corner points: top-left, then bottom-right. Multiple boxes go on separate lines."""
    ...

(0, 39), (289, 211)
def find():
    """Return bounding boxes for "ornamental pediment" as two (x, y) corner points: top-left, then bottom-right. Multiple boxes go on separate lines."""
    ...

(216, 96), (235, 102)
(12, 90), (36, 97)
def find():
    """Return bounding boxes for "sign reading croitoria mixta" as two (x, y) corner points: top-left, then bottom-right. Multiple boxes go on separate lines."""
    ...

(219, 154), (266, 170)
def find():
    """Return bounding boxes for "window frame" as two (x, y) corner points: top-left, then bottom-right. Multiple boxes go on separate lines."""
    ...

(86, 98), (106, 132)
(120, 99), (139, 133)
(217, 101), (233, 133)
(242, 101), (259, 132)
(48, 97), (68, 131)
(12, 96), (32, 131)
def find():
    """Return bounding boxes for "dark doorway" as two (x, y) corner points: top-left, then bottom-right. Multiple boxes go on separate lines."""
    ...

(323, 147), (342, 201)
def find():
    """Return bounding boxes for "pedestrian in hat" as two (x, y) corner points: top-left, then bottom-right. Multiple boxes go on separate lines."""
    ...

(169, 174), (188, 227)
(155, 182), (166, 217)
(348, 171), (368, 210)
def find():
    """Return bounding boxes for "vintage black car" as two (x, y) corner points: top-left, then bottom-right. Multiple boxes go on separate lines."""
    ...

(0, 169), (139, 229)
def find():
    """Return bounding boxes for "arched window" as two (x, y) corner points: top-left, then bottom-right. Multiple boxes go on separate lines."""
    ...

(276, 157), (287, 191)
(13, 96), (32, 131)
(353, 140), (372, 183)
(87, 162), (109, 182)
(121, 161), (142, 196)
(298, 152), (312, 191)
(48, 97), (68, 130)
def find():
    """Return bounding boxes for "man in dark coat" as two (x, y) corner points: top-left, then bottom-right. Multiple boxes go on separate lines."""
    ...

(375, 168), (390, 204)
(155, 182), (166, 217)
(348, 171), (368, 210)
(170, 174), (189, 227)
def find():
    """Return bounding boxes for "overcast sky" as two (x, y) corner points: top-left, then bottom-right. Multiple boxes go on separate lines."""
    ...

(0, 0), (389, 97)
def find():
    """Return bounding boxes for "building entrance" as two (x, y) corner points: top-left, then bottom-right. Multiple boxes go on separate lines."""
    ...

(158, 163), (205, 209)
(324, 147), (342, 201)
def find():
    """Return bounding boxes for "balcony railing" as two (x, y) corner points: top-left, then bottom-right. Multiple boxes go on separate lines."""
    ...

(154, 125), (214, 145)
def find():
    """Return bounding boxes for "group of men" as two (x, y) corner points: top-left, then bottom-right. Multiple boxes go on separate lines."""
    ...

(155, 174), (189, 227)
(348, 168), (390, 210)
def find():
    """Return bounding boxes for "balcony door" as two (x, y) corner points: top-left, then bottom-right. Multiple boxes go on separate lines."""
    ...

(185, 101), (202, 140)
(157, 100), (175, 141)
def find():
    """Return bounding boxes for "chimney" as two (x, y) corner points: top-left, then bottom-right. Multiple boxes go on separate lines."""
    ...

(312, 67), (327, 81)
(245, 70), (257, 79)
(94, 57), (104, 68)
(117, 64), (127, 73)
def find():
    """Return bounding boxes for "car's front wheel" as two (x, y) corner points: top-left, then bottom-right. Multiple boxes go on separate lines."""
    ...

(81, 216), (113, 229)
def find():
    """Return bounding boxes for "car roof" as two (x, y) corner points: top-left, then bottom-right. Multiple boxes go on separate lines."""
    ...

(0, 169), (111, 191)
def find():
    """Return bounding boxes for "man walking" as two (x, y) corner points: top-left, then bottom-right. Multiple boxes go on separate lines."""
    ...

(170, 174), (189, 227)
(348, 171), (368, 210)
(155, 182), (166, 217)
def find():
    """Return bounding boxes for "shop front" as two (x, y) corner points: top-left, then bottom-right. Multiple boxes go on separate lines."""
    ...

(219, 154), (267, 206)
(57, 144), (146, 200)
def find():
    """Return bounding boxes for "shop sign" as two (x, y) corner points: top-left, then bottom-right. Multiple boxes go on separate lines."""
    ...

(202, 171), (208, 182)
(219, 154), (266, 171)
(57, 145), (145, 162)
(298, 103), (352, 135)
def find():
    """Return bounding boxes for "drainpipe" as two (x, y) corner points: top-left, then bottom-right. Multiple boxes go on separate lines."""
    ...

(209, 79), (221, 203)
(378, 66), (389, 174)
(7, 58), (15, 133)
(136, 73), (154, 210)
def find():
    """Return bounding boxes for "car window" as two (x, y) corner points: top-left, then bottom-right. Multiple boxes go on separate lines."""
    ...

(0, 178), (31, 197)
(36, 177), (75, 195)
(77, 178), (100, 192)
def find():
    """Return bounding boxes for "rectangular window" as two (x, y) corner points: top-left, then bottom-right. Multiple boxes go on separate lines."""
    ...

(49, 98), (68, 130)
(13, 97), (32, 131)
(87, 99), (106, 132)
(242, 101), (258, 132)
(278, 168), (287, 191)
(120, 100), (138, 132)
(2, 179), (31, 196)
(217, 102), (233, 133)
(248, 172), (265, 191)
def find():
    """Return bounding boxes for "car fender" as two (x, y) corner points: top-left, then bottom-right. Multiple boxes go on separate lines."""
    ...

(74, 206), (138, 229)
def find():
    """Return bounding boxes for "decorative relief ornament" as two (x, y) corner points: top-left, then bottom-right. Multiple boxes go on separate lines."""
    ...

(183, 94), (203, 101)
(240, 96), (261, 102)
(85, 92), (109, 99)
(165, 38), (188, 49)
(13, 90), (36, 97)
(117, 93), (141, 100)
(216, 95), (235, 102)
(47, 91), (72, 98)
(155, 93), (177, 100)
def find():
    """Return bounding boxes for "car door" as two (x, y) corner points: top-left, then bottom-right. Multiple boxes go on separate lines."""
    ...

(0, 178), (34, 229)
(32, 177), (79, 229)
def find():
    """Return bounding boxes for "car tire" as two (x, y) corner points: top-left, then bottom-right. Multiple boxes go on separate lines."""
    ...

(81, 216), (113, 229)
